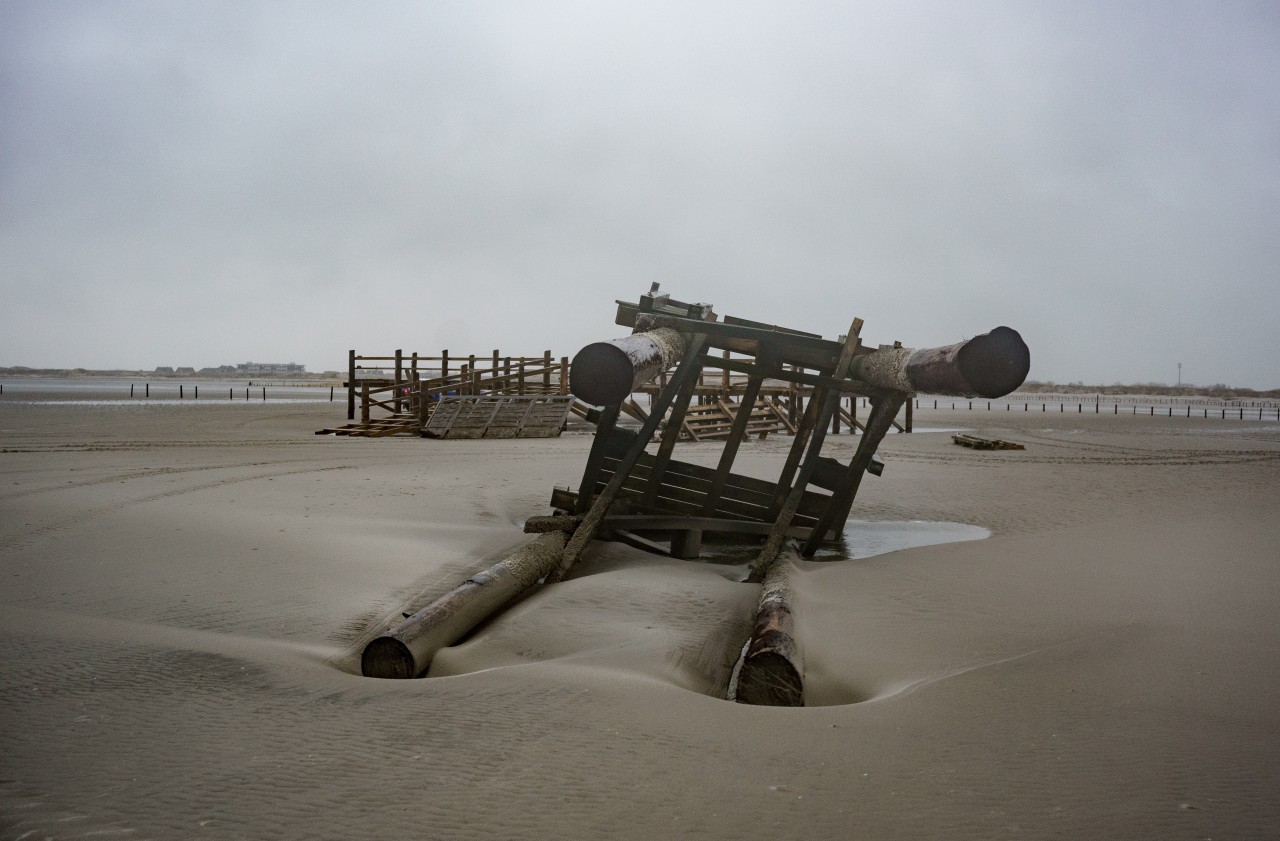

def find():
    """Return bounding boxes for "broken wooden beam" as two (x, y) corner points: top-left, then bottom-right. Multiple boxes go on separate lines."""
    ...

(360, 532), (567, 679)
(523, 514), (584, 533)
(730, 544), (804, 707)
(846, 327), (1030, 398)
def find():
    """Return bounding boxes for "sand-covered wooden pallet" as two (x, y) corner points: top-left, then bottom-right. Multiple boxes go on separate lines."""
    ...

(315, 415), (421, 437)
(952, 433), (1025, 450)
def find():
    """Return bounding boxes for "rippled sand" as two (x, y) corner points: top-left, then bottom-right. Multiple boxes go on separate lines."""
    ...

(2, 399), (1278, 838)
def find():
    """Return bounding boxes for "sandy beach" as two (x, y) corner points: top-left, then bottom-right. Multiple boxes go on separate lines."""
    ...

(2, 394), (1278, 839)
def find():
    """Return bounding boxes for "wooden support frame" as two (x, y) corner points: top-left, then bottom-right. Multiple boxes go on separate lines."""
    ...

(750, 319), (864, 579)
(550, 332), (710, 581)
(553, 298), (891, 570)
(548, 284), (1027, 572)
(799, 392), (906, 556)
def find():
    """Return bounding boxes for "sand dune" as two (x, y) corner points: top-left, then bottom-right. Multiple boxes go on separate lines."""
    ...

(2, 399), (1278, 838)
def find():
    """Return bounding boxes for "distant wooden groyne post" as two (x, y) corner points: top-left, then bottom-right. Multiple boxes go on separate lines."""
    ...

(347, 349), (356, 420)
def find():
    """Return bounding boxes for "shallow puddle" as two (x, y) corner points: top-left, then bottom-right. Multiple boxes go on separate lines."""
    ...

(824, 519), (990, 560)
(702, 519), (989, 565)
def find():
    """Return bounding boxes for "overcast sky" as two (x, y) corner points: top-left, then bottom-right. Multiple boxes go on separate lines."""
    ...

(2, 1), (1277, 387)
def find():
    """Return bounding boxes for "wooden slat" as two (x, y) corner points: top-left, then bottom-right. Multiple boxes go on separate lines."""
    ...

(421, 395), (573, 439)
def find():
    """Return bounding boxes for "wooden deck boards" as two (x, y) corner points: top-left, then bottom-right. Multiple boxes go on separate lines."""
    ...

(423, 395), (574, 439)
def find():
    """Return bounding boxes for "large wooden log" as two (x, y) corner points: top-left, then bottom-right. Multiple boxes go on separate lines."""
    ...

(847, 326), (1030, 398)
(731, 545), (804, 707)
(361, 532), (566, 679)
(569, 328), (686, 406)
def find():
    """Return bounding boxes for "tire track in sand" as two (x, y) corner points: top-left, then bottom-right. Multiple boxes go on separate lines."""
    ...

(0, 464), (357, 554)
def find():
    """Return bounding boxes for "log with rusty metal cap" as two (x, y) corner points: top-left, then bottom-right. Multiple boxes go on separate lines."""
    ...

(571, 322), (1029, 405)
(847, 326), (1030, 398)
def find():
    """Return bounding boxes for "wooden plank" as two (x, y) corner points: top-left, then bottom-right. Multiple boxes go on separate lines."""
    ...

(616, 305), (844, 370)
(594, 425), (818, 503)
(754, 318), (863, 578)
(421, 395), (573, 439)
(644, 344), (708, 505)
(595, 455), (829, 524)
(804, 393), (906, 554)
(517, 396), (574, 437)
(574, 405), (620, 514)
(702, 375), (765, 514)
(953, 434), (1024, 450)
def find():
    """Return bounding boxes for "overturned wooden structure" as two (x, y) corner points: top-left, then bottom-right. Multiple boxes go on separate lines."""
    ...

(318, 350), (575, 437)
(545, 285), (1029, 705)
(362, 285), (1031, 708)
(551, 285), (1029, 564)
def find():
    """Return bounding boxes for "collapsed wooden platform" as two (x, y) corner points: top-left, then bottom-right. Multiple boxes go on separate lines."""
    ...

(423, 395), (575, 439)
(316, 350), (577, 438)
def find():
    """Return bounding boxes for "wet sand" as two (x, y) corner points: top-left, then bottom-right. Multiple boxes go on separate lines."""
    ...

(2, 398), (1278, 838)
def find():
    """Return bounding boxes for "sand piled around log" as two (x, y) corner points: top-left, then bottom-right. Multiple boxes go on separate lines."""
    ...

(2, 399), (1279, 838)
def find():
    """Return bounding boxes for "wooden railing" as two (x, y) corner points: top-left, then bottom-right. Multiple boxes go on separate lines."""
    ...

(346, 350), (570, 422)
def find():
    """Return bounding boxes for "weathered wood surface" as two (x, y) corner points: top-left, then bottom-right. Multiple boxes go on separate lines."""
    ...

(336, 351), (570, 434)
(522, 514), (584, 533)
(952, 433), (1025, 450)
(570, 327), (687, 406)
(361, 532), (567, 679)
(846, 327), (1030, 398)
(675, 397), (794, 441)
(550, 334), (708, 582)
(315, 416), (420, 437)
(421, 395), (574, 439)
(571, 426), (832, 527)
(801, 392), (906, 555)
(730, 544), (804, 707)
(751, 319), (863, 579)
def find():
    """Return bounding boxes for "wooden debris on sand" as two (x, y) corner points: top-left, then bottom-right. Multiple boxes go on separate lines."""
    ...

(952, 434), (1025, 450)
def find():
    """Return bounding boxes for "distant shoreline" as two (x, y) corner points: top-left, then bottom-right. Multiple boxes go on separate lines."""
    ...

(3, 367), (1275, 400)
(0, 367), (340, 382)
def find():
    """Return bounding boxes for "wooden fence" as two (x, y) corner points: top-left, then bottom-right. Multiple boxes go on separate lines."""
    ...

(346, 349), (569, 421)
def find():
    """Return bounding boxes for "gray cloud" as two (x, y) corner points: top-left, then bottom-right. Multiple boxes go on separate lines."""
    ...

(2, 0), (1277, 387)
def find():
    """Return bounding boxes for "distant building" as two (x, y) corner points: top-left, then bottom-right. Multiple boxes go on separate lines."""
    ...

(234, 362), (306, 375)
(154, 366), (174, 374)
(176, 367), (196, 375)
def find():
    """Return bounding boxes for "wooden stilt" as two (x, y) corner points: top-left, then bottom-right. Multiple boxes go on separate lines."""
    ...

(802, 393), (905, 555)
(753, 320), (863, 580)
(574, 405), (620, 514)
